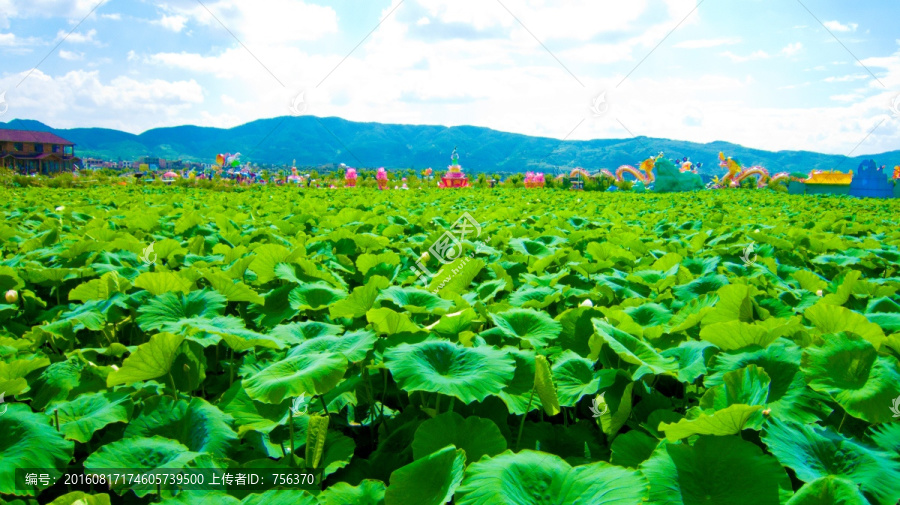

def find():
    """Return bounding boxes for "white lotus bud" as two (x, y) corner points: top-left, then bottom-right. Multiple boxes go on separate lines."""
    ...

(580, 299), (593, 307)
(816, 290), (823, 297)
(4, 290), (17, 303)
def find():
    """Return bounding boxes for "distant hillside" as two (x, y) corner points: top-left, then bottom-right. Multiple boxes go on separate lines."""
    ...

(3, 116), (897, 175)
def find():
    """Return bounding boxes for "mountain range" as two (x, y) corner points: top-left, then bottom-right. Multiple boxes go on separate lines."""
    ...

(2, 116), (897, 176)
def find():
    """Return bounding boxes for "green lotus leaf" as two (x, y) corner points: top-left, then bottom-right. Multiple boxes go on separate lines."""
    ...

(660, 340), (716, 383)
(205, 273), (264, 304)
(136, 289), (227, 332)
(53, 391), (133, 443)
(124, 396), (238, 458)
(84, 436), (201, 497)
(762, 419), (900, 505)
(357, 251), (401, 275)
(428, 309), (478, 338)
(319, 479), (386, 505)
(47, 491), (113, 505)
(801, 332), (900, 424)
(384, 445), (465, 505)
(412, 412), (507, 463)
(270, 321), (344, 343)
(289, 282), (348, 310)
(0, 404), (75, 496)
(68, 272), (131, 302)
(287, 329), (377, 363)
(509, 238), (552, 258)
(639, 436), (792, 505)
(785, 477), (868, 505)
(107, 332), (185, 387)
(701, 283), (754, 325)
(508, 285), (561, 309)
(240, 489), (317, 505)
(658, 404), (762, 441)
(133, 271), (193, 295)
(456, 450), (648, 505)
(378, 286), (454, 314)
(610, 430), (659, 468)
(366, 307), (425, 335)
(329, 275), (390, 319)
(700, 320), (779, 350)
(496, 348), (544, 415)
(249, 244), (294, 284)
(803, 303), (886, 349)
(218, 382), (289, 436)
(551, 350), (617, 406)
(243, 352), (349, 404)
(491, 308), (562, 348)
(672, 274), (729, 301)
(0, 356), (51, 397)
(868, 422), (900, 454)
(384, 341), (515, 404)
(623, 303), (673, 327)
(590, 319), (677, 380)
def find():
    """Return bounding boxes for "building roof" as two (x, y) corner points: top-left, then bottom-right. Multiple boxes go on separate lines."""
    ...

(0, 129), (75, 145)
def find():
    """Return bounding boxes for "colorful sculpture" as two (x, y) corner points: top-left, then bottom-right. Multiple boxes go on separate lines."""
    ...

(569, 168), (590, 190)
(345, 167), (358, 187)
(653, 158), (704, 193)
(287, 166), (303, 184)
(524, 171), (545, 188)
(216, 153), (241, 169)
(376, 167), (388, 190)
(439, 147), (469, 188)
(849, 160), (893, 198)
(616, 155), (659, 184)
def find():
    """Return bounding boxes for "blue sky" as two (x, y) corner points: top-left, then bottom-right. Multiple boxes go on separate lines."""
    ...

(1, 0), (899, 155)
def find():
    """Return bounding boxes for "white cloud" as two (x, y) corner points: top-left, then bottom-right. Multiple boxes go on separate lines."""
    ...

(781, 42), (802, 56)
(824, 74), (869, 83)
(157, 14), (187, 32)
(674, 37), (741, 49)
(823, 20), (858, 33)
(59, 49), (83, 60)
(58, 28), (97, 44)
(829, 93), (863, 102)
(101, 13), (121, 21)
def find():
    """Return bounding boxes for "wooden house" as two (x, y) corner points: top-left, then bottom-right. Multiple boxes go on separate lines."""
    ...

(0, 129), (81, 174)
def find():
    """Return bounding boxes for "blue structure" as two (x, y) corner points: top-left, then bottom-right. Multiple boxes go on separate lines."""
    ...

(849, 160), (894, 199)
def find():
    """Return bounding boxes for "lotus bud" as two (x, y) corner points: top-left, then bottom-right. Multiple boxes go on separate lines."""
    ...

(4, 290), (17, 303)
(183, 364), (191, 372)
(110, 364), (119, 371)
(580, 299), (593, 307)
(762, 409), (771, 416)
(816, 289), (823, 297)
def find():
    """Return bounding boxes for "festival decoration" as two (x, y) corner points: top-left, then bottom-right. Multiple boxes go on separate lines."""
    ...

(716, 152), (769, 188)
(652, 158), (705, 193)
(287, 166), (303, 184)
(376, 167), (388, 190)
(849, 160), (893, 198)
(599, 169), (616, 180)
(439, 147), (469, 188)
(216, 153), (241, 169)
(804, 170), (853, 185)
(893, 166), (900, 179)
(615, 155), (659, 184)
(345, 167), (358, 187)
(569, 168), (590, 190)
(524, 171), (545, 188)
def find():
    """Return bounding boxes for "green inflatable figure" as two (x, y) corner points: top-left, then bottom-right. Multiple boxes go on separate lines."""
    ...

(653, 158), (704, 193)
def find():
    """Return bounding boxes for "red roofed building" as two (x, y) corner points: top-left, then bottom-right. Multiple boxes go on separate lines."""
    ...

(0, 129), (81, 174)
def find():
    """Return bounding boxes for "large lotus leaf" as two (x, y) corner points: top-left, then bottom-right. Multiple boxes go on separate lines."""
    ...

(287, 330), (377, 363)
(658, 404), (762, 441)
(217, 382), (289, 436)
(706, 340), (832, 424)
(136, 289), (226, 332)
(762, 419), (900, 505)
(800, 332), (900, 424)
(133, 271), (193, 295)
(428, 309), (478, 338)
(699, 320), (779, 350)
(0, 404), (75, 496)
(68, 272), (131, 302)
(289, 282), (348, 310)
(384, 341), (515, 404)
(803, 303), (886, 349)
(249, 244), (294, 284)
(590, 319), (677, 380)
(509, 238), (553, 258)
(378, 286), (454, 314)
(456, 450), (648, 505)
(660, 340), (715, 384)
(319, 480), (386, 505)
(366, 308), (425, 335)
(491, 308), (562, 348)
(269, 321), (344, 343)
(384, 445), (465, 505)
(701, 283), (754, 325)
(610, 430), (659, 468)
(496, 348), (544, 415)
(329, 275), (390, 319)
(47, 491), (113, 505)
(555, 306), (605, 357)
(868, 422), (900, 454)
(623, 303), (673, 327)
(785, 477), (868, 505)
(205, 273), (264, 304)
(672, 274), (729, 302)
(508, 285), (561, 309)
(53, 391), (133, 443)
(1, 356), (52, 399)
(551, 351), (617, 406)
(412, 412), (507, 463)
(84, 436), (201, 497)
(639, 436), (792, 505)
(243, 352), (348, 404)
(107, 332), (184, 387)
(124, 396), (238, 458)
(699, 365), (770, 428)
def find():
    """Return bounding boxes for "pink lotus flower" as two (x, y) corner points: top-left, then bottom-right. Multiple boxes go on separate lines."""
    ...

(376, 167), (388, 181)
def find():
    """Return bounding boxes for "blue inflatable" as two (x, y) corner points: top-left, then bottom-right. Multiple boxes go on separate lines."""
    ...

(848, 160), (894, 199)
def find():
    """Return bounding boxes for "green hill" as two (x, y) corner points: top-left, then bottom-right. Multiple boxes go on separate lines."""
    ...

(2, 116), (896, 175)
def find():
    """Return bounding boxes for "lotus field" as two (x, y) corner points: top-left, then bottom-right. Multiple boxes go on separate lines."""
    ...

(3, 186), (900, 505)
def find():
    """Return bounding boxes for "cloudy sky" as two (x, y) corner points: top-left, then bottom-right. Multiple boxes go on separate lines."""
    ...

(1, 0), (899, 155)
